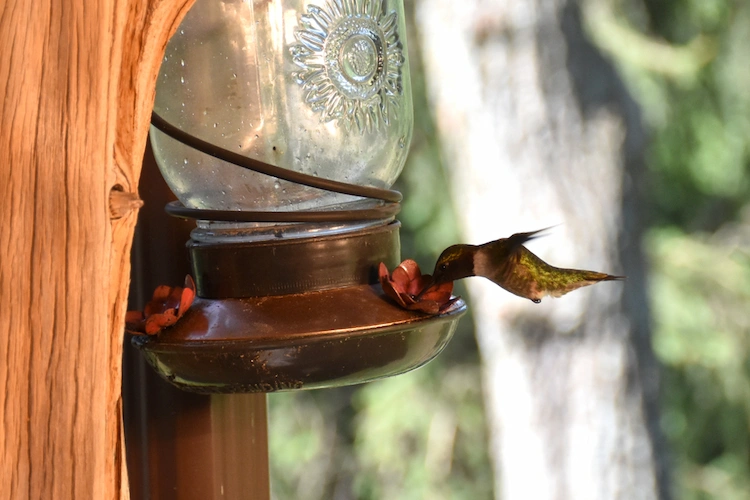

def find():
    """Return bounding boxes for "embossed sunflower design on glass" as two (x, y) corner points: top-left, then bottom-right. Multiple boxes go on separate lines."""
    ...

(290, 0), (404, 133)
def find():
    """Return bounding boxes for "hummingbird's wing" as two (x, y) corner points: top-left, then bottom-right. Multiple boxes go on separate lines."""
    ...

(504, 226), (554, 249)
(481, 227), (553, 267)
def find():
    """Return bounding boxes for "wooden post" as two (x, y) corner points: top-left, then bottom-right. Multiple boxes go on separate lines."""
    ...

(122, 145), (270, 500)
(1, 0), (195, 497)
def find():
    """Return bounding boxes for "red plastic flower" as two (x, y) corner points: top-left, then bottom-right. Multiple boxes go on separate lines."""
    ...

(379, 260), (458, 315)
(125, 275), (196, 335)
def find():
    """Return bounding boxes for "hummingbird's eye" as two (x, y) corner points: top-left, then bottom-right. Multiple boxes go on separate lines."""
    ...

(439, 263), (448, 271)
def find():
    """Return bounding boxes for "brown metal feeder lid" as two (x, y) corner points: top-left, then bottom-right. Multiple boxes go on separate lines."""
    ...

(132, 285), (466, 393)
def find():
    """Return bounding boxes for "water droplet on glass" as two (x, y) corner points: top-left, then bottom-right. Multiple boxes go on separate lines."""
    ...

(274, 181), (281, 190)
(180, 76), (185, 84)
(180, 59), (185, 67)
(313, 171), (318, 177)
(398, 136), (406, 149)
(221, 190), (227, 195)
(213, 123), (218, 128)
(183, 158), (188, 165)
(232, 73), (237, 78)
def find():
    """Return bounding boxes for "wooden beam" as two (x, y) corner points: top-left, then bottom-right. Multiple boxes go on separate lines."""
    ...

(0, 0), (195, 497)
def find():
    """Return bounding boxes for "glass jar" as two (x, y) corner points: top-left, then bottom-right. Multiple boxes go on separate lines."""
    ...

(150, 0), (413, 220)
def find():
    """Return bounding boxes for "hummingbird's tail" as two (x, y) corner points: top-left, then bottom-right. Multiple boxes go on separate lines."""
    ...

(540, 269), (626, 298)
(597, 273), (627, 281)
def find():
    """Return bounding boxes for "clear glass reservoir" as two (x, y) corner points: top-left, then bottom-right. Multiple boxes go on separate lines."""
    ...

(151, 0), (413, 213)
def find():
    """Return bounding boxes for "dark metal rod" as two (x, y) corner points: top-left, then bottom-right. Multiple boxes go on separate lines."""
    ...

(151, 111), (403, 204)
(164, 200), (400, 222)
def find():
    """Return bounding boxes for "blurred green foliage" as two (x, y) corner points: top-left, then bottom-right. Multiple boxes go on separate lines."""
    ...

(269, 0), (750, 498)
(650, 226), (750, 499)
(597, 0), (750, 498)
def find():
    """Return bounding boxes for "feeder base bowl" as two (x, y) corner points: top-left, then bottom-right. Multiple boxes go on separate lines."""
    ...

(132, 285), (466, 394)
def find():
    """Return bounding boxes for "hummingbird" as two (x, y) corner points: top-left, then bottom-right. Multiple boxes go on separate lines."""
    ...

(426, 228), (625, 303)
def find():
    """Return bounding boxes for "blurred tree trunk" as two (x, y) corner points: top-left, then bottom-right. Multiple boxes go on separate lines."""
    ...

(415, 0), (670, 498)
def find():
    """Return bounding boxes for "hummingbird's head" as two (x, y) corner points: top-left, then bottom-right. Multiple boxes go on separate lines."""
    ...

(431, 244), (477, 285)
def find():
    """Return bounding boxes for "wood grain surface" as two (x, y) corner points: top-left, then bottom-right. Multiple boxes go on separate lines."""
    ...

(0, 0), (194, 497)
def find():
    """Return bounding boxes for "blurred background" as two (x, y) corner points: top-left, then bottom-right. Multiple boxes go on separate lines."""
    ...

(268, 0), (750, 498)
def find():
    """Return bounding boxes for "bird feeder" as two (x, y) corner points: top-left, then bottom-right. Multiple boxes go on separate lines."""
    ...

(134, 0), (466, 393)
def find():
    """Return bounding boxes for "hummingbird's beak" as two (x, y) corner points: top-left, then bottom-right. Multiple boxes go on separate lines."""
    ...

(415, 277), (437, 300)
